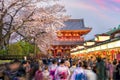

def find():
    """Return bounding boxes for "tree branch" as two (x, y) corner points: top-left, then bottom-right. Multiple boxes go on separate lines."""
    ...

(1, 0), (4, 11)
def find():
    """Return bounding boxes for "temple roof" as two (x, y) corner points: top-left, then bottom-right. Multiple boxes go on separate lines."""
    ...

(52, 41), (84, 45)
(52, 19), (91, 46)
(106, 25), (120, 35)
(60, 19), (91, 30)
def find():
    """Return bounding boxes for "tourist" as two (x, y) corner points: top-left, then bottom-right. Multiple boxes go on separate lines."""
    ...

(113, 59), (117, 80)
(116, 60), (120, 80)
(96, 57), (106, 80)
(25, 60), (31, 80)
(49, 59), (58, 80)
(107, 60), (114, 80)
(84, 62), (97, 80)
(29, 60), (39, 80)
(18, 60), (29, 79)
(88, 57), (94, 69)
(5, 60), (21, 80)
(70, 62), (88, 80)
(65, 60), (70, 68)
(105, 59), (110, 80)
(42, 66), (51, 80)
(35, 66), (43, 80)
(70, 61), (76, 74)
(55, 59), (70, 80)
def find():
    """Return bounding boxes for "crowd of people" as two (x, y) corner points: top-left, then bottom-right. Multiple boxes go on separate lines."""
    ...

(1, 56), (120, 80)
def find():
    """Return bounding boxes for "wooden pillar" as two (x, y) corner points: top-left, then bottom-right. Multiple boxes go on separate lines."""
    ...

(62, 46), (64, 57)
(54, 50), (56, 57)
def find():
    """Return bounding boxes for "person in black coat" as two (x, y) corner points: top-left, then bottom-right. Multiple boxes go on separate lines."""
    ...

(116, 60), (120, 80)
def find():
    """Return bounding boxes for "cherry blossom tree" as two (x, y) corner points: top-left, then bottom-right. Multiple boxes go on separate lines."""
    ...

(0, 0), (69, 54)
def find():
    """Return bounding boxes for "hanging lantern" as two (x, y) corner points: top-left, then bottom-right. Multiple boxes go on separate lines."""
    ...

(76, 33), (79, 36)
(57, 49), (62, 53)
(57, 31), (63, 37)
(111, 50), (115, 53)
(65, 33), (68, 36)
(73, 33), (76, 36)
(68, 33), (72, 36)
(103, 51), (106, 55)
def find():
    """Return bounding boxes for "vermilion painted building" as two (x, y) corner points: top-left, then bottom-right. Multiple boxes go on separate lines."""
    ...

(48, 19), (91, 57)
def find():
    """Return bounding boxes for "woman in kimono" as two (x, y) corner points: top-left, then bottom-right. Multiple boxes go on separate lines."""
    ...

(70, 62), (88, 80)
(35, 66), (43, 80)
(42, 66), (51, 80)
(49, 59), (58, 80)
(54, 59), (70, 80)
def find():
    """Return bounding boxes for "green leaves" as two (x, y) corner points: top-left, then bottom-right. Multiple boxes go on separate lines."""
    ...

(0, 41), (40, 56)
(18, 41), (35, 54)
(0, 49), (7, 55)
(6, 41), (36, 55)
(8, 43), (23, 55)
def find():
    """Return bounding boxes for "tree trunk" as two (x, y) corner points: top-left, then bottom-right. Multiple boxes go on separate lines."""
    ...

(0, 20), (4, 50)
(4, 34), (11, 54)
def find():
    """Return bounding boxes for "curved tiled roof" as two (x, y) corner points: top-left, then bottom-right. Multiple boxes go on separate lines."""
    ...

(106, 25), (120, 35)
(52, 41), (84, 45)
(52, 19), (91, 46)
(60, 19), (90, 30)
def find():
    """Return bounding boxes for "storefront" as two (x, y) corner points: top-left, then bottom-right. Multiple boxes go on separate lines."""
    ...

(71, 39), (120, 60)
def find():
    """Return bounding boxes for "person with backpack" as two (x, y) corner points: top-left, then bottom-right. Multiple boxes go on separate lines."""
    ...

(70, 62), (88, 80)
(54, 59), (70, 80)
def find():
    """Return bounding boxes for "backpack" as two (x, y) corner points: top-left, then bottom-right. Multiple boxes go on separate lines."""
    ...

(75, 73), (88, 80)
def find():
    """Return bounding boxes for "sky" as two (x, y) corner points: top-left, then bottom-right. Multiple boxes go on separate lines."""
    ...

(61, 0), (120, 40)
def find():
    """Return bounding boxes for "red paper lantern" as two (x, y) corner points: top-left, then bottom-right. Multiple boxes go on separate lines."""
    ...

(111, 50), (115, 54)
